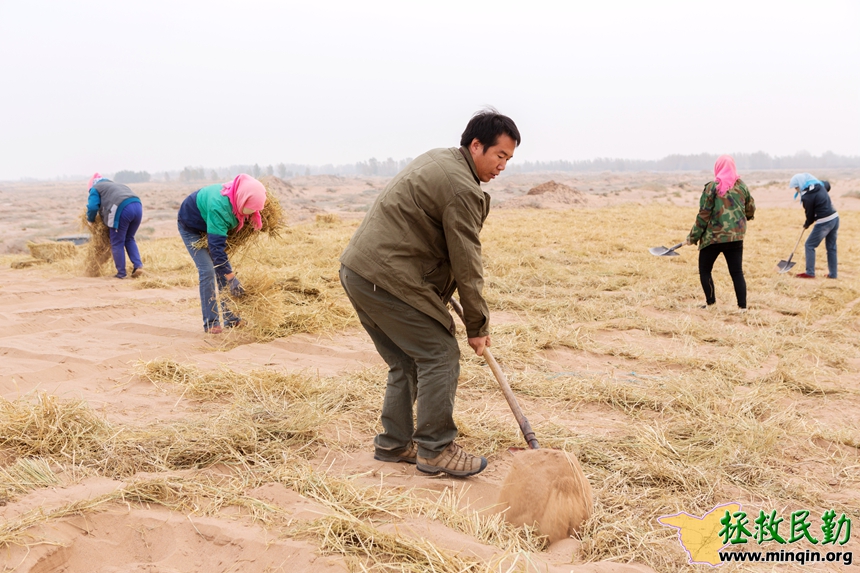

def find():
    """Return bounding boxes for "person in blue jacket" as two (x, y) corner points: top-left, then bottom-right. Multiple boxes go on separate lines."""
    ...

(86, 173), (144, 279)
(177, 174), (267, 334)
(790, 173), (839, 279)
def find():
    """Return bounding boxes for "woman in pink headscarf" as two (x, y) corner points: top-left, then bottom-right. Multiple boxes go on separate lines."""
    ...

(177, 174), (267, 333)
(686, 155), (756, 310)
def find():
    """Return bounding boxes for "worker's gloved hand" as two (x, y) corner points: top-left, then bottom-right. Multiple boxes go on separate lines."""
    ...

(803, 223), (810, 229)
(227, 276), (245, 297)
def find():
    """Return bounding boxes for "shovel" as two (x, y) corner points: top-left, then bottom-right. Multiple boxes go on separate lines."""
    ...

(777, 228), (806, 273)
(449, 297), (539, 449)
(649, 242), (685, 257)
(449, 300), (597, 540)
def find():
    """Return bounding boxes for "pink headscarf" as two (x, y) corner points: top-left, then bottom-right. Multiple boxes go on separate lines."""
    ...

(88, 172), (104, 189)
(221, 174), (266, 231)
(714, 155), (739, 197)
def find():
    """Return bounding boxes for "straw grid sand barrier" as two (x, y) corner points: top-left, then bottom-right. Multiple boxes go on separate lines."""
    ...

(1, 203), (859, 571)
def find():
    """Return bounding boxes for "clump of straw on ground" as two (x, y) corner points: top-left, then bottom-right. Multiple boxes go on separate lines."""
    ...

(79, 211), (112, 276)
(315, 213), (341, 225)
(309, 516), (485, 573)
(223, 269), (355, 341)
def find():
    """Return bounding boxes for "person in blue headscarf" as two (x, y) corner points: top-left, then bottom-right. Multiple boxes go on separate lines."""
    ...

(789, 173), (838, 279)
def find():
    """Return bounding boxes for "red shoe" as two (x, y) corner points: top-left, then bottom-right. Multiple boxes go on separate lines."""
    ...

(795, 273), (815, 279)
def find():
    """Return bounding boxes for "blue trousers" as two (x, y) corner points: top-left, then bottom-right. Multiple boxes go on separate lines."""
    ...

(805, 217), (839, 278)
(110, 202), (143, 278)
(178, 221), (239, 332)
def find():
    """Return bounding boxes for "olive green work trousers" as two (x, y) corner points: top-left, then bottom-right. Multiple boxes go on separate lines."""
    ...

(339, 264), (459, 458)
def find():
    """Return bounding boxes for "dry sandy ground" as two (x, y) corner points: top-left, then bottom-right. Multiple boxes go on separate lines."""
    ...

(0, 267), (654, 573)
(1, 171), (859, 572)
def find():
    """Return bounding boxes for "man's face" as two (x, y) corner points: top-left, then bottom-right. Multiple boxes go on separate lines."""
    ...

(468, 134), (516, 183)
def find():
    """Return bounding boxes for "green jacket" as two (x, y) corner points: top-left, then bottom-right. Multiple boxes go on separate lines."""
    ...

(687, 179), (755, 250)
(195, 184), (239, 236)
(340, 147), (491, 338)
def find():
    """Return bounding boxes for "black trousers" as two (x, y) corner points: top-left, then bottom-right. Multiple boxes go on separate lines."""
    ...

(698, 240), (746, 308)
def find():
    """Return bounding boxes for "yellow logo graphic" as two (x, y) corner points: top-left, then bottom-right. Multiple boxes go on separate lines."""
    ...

(659, 503), (741, 566)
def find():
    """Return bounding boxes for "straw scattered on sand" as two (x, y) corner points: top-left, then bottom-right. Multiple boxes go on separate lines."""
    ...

(3, 204), (859, 572)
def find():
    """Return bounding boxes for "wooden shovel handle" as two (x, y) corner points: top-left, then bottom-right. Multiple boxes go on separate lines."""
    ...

(449, 298), (540, 449)
(788, 227), (807, 261)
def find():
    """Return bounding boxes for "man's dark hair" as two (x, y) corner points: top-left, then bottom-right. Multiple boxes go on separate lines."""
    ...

(460, 108), (521, 152)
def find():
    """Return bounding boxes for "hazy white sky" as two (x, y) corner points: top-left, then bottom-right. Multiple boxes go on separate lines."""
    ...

(1, 0), (858, 179)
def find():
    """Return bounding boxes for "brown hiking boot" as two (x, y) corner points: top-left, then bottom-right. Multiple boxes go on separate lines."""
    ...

(417, 442), (487, 477)
(131, 267), (144, 278)
(374, 442), (417, 464)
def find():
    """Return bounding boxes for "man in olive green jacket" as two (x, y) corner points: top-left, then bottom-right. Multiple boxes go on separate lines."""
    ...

(339, 110), (520, 477)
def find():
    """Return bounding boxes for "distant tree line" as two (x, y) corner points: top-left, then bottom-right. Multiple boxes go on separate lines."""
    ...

(114, 170), (151, 183)
(143, 151), (860, 183)
(507, 151), (860, 173)
(162, 157), (416, 181)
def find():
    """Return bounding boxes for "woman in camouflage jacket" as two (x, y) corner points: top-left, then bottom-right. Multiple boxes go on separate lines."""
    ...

(686, 155), (756, 309)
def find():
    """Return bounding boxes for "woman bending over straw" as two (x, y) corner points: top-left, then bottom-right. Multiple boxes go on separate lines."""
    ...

(686, 155), (756, 310)
(86, 172), (144, 279)
(177, 174), (267, 334)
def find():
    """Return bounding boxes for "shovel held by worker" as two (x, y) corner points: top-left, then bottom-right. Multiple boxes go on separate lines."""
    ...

(450, 298), (595, 541)
(777, 228), (806, 273)
(449, 297), (539, 449)
(649, 242), (685, 257)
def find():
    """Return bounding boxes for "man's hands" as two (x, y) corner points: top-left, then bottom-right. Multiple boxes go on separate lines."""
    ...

(468, 335), (491, 356)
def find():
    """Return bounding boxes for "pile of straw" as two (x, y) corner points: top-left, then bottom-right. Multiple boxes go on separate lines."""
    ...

(26, 241), (76, 263)
(79, 212), (112, 276)
(223, 270), (354, 341)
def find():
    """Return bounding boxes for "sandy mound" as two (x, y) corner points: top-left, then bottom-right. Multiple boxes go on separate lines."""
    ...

(500, 180), (588, 209)
(527, 180), (581, 197)
(497, 449), (593, 542)
(258, 175), (296, 196)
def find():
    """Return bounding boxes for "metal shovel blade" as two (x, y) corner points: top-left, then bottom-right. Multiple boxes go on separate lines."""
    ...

(777, 260), (796, 273)
(649, 243), (682, 257)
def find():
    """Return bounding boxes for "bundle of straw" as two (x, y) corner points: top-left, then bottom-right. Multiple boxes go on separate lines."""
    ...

(79, 212), (112, 277)
(26, 241), (76, 263)
(193, 187), (285, 255)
